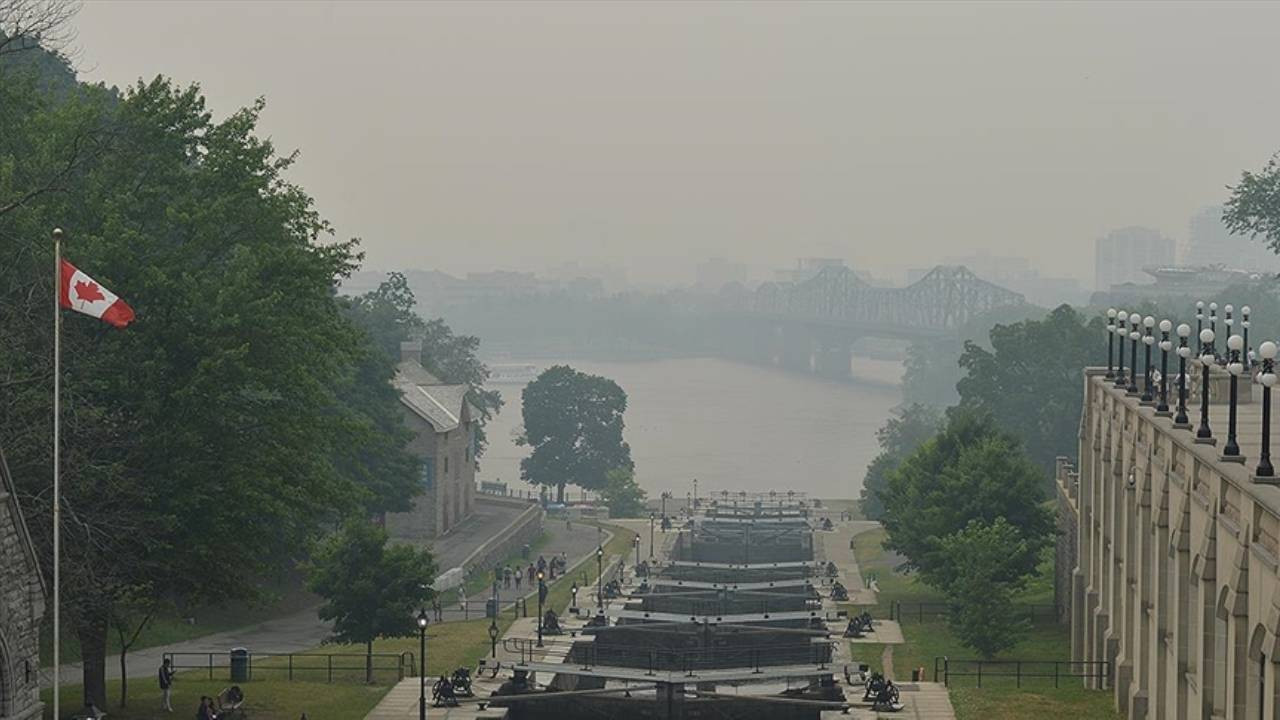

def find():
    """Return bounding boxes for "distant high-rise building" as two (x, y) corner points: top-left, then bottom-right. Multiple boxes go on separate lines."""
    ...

(1182, 205), (1280, 272)
(1095, 227), (1175, 291)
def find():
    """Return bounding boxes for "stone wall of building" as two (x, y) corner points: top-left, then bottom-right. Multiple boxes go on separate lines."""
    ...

(1055, 457), (1079, 627)
(1065, 364), (1280, 719)
(0, 483), (44, 720)
(384, 409), (442, 541)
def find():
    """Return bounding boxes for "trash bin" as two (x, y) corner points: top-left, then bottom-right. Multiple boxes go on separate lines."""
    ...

(486, 598), (498, 618)
(911, 667), (921, 682)
(229, 647), (250, 682)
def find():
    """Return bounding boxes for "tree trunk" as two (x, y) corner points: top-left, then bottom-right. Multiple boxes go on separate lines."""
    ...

(556, 483), (565, 504)
(366, 639), (373, 684)
(119, 646), (128, 708)
(78, 607), (110, 713)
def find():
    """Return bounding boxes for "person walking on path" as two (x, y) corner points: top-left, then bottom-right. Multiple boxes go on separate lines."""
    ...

(158, 658), (176, 712)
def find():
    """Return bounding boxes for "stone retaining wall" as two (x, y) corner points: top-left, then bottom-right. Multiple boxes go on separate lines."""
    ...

(459, 497), (544, 579)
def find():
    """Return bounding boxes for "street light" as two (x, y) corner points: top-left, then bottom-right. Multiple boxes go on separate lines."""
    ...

(1141, 316), (1155, 403)
(649, 512), (655, 558)
(536, 569), (546, 648)
(571, 582), (579, 613)
(489, 619), (499, 659)
(1224, 334), (1245, 460)
(1114, 309), (1128, 388)
(416, 609), (429, 720)
(1174, 324), (1192, 427)
(1127, 312), (1141, 395)
(1243, 306), (1253, 368)
(596, 546), (604, 607)
(1257, 342), (1277, 478)
(1197, 328), (1215, 441)
(633, 533), (640, 568)
(1106, 308), (1117, 379)
(1157, 320), (1172, 414)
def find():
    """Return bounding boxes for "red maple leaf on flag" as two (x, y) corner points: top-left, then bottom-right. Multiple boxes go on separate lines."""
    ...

(74, 280), (105, 303)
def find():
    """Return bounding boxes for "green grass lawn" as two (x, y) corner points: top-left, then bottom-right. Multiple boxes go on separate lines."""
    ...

(41, 577), (319, 667)
(852, 527), (1119, 720)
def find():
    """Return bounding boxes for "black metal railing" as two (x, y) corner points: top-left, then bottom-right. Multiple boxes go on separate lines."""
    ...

(162, 651), (415, 683)
(933, 656), (1110, 688)
(501, 637), (832, 676)
(891, 601), (1062, 624)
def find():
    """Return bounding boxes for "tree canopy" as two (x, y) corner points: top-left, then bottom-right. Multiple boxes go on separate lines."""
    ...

(858, 403), (940, 520)
(0, 25), (419, 705)
(879, 410), (1052, 589)
(308, 519), (436, 682)
(1225, 151), (1280, 254)
(955, 304), (1102, 473)
(518, 365), (633, 503)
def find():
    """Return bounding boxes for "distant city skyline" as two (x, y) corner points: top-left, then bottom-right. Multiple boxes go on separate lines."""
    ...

(71, 2), (1280, 290)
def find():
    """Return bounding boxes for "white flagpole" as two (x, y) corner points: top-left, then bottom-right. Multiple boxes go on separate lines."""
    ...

(52, 227), (62, 720)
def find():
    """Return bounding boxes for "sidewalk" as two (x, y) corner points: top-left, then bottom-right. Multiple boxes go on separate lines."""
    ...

(41, 510), (599, 689)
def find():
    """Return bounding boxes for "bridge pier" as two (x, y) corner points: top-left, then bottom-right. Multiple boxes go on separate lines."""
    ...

(813, 335), (852, 380)
(778, 326), (813, 373)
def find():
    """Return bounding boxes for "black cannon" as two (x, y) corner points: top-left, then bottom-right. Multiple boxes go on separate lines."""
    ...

(585, 612), (608, 628)
(830, 581), (849, 602)
(825, 561), (839, 578)
(866, 676), (902, 712)
(543, 610), (563, 635)
(661, 516), (673, 531)
(451, 667), (474, 697)
(820, 517), (834, 531)
(843, 611), (873, 638)
(636, 561), (649, 578)
(603, 579), (622, 599)
(432, 675), (459, 707)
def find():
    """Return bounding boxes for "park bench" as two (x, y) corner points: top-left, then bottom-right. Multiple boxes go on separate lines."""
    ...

(216, 685), (245, 719)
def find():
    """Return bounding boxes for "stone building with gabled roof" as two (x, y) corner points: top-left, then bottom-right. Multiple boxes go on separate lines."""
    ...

(0, 444), (45, 720)
(384, 341), (478, 539)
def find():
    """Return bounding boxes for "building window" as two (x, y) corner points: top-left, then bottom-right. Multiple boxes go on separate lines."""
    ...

(422, 458), (436, 489)
(444, 456), (449, 475)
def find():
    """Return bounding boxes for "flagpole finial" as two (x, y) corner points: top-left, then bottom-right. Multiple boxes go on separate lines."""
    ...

(52, 227), (63, 239)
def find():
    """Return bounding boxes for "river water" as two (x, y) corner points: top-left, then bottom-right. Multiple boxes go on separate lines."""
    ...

(475, 356), (902, 501)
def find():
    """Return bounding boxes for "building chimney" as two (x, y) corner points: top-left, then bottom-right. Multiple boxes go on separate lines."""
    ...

(400, 340), (422, 363)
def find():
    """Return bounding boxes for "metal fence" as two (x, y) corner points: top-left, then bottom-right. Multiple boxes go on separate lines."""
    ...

(162, 651), (416, 684)
(503, 637), (833, 676)
(890, 601), (1062, 625)
(933, 656), (1110, 688)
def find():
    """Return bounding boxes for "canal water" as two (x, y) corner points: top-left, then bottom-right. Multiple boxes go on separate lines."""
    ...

(476, 356), (902, 501)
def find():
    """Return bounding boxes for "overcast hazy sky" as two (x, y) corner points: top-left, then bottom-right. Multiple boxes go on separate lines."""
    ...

(74, 1), (1280, 286)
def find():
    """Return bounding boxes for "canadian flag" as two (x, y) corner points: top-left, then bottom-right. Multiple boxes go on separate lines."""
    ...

(59, 259), (134, 328)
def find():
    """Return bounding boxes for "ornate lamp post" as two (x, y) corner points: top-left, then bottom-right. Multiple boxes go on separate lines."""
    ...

(1141, 316), (1156, 403)
(417, 609), (429, 720)
(535, 568), (546, 647)
(596, 546), (604, 607)
(1243, 306), (1252, 368)
(1157, 320), (1172, 414)
(649, 512), (655, 558)
(1197, 328), (1216, 441)
(1115, 309), (1128, 388)
(1224, 335), (1245, 460)
(1257, 342), (1277, 478)
(1209, 303), (1219, 359)
(633, 533), (641, 568)
(570, 582), (579, 613)
(1196, 301), (1205, 354)
(1127, 312), (1142, 395)
(1106, 308), (1117, 378)
(489, 619), (500, 659)
(1174, 324), (1192, 427)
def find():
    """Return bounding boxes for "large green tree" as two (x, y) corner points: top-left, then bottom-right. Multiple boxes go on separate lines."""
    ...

(955, 304), (1103, 473)
(1225, 151), (1280, 253)
(308, 519), (436, 683)
(859, 403), (941, 520)
(938, 519), (1035, 658)
(518, 365), (633, 503)
(0, 28), (412, 706)
(879, 411), (1053, 589)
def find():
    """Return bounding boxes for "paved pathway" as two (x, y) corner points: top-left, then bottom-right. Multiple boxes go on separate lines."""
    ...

(40, 502), (568, 689)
